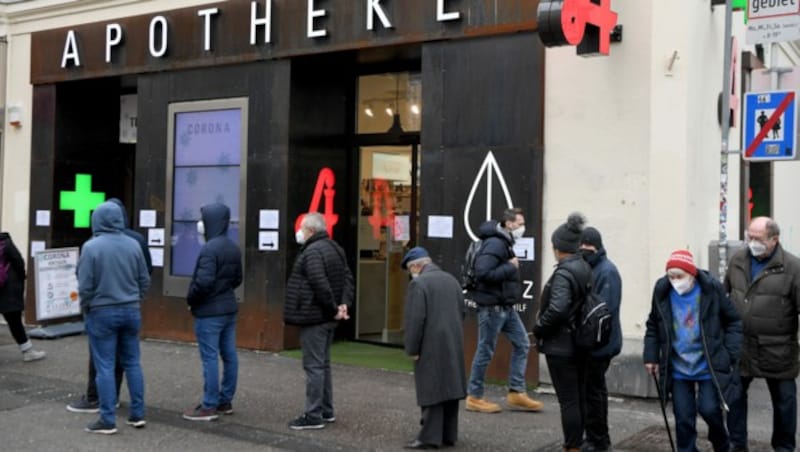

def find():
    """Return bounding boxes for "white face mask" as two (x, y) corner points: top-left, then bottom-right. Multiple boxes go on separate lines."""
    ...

(670, 276), (695, 295)
(512, 225), (526, 240)
(196, 221), (206, 244)
(748, 240), (767, 257)
(295, 229), (307, 245)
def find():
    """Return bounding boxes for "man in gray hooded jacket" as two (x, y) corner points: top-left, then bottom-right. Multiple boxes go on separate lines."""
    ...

(78, 201), (150, 434)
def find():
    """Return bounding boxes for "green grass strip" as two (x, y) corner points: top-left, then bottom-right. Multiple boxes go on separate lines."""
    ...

(281, 341), (414, 373)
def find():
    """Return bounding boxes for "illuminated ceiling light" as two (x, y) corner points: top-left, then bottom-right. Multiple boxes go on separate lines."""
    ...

(365, 104), (374, 117)
(385, 104), (393, 116)
(410, 104), (420, 115)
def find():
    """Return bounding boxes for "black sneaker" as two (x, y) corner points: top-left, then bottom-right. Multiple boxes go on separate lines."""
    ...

(288, 414), (325, 430)
(85, 419), (117, 435)
(126, 417), (146, 428)
(322, 413), (336, 423)
(182, 404), (219, 421)
(217, 402), (233, 415)
(67, 396), (99, 414)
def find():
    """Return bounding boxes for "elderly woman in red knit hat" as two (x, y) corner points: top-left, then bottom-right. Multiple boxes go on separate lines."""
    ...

(644, 250), (743, 452)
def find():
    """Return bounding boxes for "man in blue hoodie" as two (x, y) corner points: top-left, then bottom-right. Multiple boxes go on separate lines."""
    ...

(579, 227), (622, 452)
(68, 198), (152, 414)
(182, 203), (243, 422)
(78, 201), (150, 434)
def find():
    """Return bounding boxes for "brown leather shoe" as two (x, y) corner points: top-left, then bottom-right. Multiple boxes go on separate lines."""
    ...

(465, 395), (502, 413)
(506, 392), (544, 411)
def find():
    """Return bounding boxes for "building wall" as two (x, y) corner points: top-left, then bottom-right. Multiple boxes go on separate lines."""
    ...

(541, 1), (749, 395)
(1, 0), (219, 257)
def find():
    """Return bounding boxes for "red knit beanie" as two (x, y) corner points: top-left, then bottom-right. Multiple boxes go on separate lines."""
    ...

(665, 250), (697, 276)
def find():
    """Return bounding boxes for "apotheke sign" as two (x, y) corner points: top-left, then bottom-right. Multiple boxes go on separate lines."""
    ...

(31, 0), (539, 84)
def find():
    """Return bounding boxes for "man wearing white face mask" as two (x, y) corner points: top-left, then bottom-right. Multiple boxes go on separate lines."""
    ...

(466, 207), (543, 413)
(644, 250), (742, 452)
(725, 217), (800, 452)
(284, 212), (354, 431)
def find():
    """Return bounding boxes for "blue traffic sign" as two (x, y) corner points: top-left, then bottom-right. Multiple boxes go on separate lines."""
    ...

(743, 90), (797, 160)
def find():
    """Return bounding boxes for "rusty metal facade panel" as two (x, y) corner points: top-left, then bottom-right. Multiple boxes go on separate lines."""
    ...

(135, 61), (291, 350)
(31, 0), (539, 84)
(420, 33), (545, 384)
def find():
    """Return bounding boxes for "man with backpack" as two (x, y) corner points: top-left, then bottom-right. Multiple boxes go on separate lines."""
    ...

(579, 227), (622, 452)
(465, 208), (543, 413)
(533, 212), (590, 452)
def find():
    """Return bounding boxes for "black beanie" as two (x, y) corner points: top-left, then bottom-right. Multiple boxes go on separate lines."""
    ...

(551, 212), (586, 253)
(580, 227), (603, 250)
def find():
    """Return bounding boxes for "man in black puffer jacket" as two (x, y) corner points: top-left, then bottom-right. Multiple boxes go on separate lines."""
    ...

(534, 212), (590, 452)
(284, 212), (354, 431)
(183, 203), (243, 422)
(466, 208), (543, 414)
(725, 217), (800, 452)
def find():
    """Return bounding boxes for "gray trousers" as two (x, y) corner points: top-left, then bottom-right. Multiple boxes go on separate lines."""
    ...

(418, 399), (460, 447)
(300, 321), (337, 420)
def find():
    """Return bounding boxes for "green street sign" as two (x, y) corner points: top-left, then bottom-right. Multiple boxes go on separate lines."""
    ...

(59, 174), (106, 228)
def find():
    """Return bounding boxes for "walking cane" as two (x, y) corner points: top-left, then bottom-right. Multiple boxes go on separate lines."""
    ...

(651, 372), (676, 452)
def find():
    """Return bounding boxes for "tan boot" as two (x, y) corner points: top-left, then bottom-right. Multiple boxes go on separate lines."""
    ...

(465, 395), (502, 413)
(506, 391), (543, 411)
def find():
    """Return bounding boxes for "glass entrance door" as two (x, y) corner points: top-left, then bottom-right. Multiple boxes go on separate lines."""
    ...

(356, 145), (419, 344)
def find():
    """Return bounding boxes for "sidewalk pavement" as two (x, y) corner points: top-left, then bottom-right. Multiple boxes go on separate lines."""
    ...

(0, 328), (781, 451)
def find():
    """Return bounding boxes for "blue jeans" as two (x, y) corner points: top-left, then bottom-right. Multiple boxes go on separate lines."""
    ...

(468, 306), (530, 397)
(194, 313), (238, 409)
(300, 321), (337, 420)
(728, 376), (796, 452)
(86, 306), (145, 425)
(671, 378), (729, 452)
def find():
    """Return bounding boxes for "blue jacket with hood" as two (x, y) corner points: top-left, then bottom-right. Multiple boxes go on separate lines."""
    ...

(108, 198), (153, 274)
(472, 220), (522, 306)
(77, 202), (151, 311)
(187, 203), (243, 318)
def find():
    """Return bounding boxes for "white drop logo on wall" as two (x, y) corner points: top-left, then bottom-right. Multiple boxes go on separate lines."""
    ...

(463, 151), (514, 242)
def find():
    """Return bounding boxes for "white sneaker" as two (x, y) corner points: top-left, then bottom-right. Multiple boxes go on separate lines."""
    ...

(22, 349), (46, 362)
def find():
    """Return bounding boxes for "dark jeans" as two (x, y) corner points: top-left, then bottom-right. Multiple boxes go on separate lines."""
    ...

(2, 311), (28, 345)
(547, 353), (588, 449)
(671, 378), (729, 452)
(86, 346), (124, 403)
(728, 376), (797, 452)
(417, 399), (459, 447)
(585, 357), (611, 450)
(300, 321), (337, 420)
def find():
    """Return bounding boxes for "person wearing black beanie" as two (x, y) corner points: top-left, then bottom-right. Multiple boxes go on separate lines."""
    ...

(534, 212), (591, 452)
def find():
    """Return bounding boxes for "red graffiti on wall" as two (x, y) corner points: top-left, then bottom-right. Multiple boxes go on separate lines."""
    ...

(295, 167), (339, 238)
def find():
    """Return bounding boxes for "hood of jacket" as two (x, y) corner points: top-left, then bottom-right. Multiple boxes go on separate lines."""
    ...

(107, 198), (130, 228)
(91, 202), (125, 235)
(477, 220), (513, 245)
(582, 247), (607, 268)
(201, 203), (230, 240)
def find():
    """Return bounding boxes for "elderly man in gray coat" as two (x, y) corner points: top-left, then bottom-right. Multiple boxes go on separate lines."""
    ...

(401, 247), (467, 450)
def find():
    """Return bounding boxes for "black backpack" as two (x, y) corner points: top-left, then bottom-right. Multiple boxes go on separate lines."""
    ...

(0, 240), (8, 288)
(562, 269), (612, 350)
(460, 240), (484, 291)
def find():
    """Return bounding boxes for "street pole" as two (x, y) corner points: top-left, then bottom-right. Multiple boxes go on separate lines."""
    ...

(718, 0), (733, 281)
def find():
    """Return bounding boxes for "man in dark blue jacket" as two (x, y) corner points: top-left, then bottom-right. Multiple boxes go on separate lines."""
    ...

(466, 208), (543, 413)
(78, 201), (150, 434)
(182, 203), (243, 421)
(579, 227), (622, 452)
(644, 250), (742, 452)
(284, 212), (353, 430)
(68, 198), (152, 414)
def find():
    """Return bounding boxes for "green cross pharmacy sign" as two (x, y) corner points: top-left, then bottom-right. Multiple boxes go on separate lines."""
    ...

(59, 174), (106, 228)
